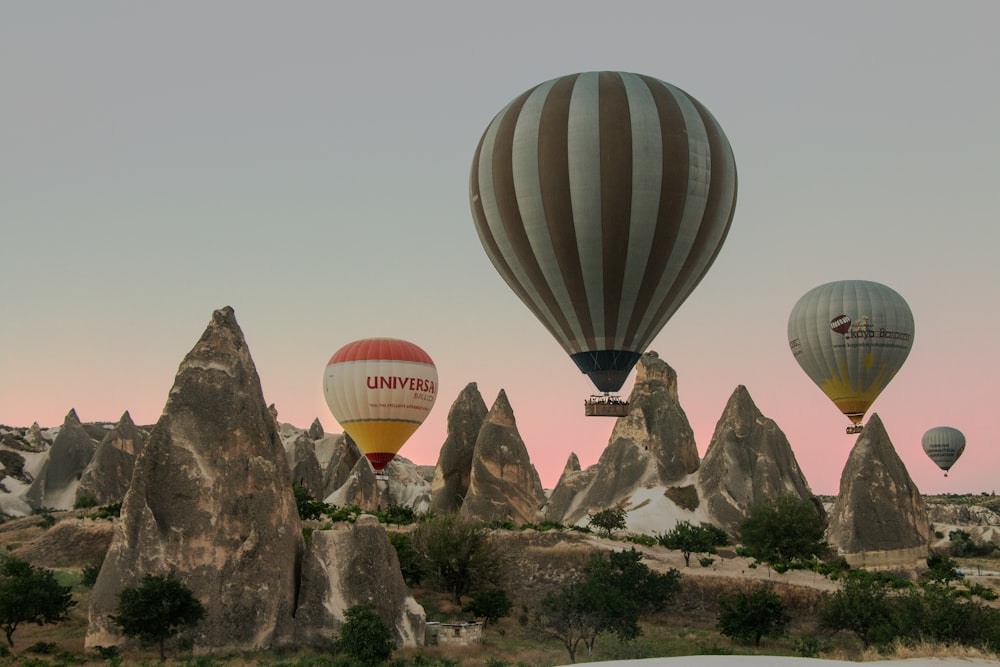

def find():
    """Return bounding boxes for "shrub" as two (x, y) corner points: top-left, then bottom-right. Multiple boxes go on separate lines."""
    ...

(587, 506), (627, 537)
(335, 604), (395, 666)
(717, 586), (790, 646)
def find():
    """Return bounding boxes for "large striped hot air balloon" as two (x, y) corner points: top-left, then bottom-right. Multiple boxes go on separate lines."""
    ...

(469, 71), (737, 403)
(322, 338), (437, 471)
(787, 280), (915, 434)
(922, 426), (966, 476)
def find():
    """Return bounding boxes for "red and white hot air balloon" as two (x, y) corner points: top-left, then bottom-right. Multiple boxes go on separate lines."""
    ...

(322, 338), (437, 471)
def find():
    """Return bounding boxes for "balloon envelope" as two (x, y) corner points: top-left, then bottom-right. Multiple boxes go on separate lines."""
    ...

(787, 280), (914, 428)
(470, 71), (738, 392)
(322, 338), (437, 471)
(922, 426), (966, 474)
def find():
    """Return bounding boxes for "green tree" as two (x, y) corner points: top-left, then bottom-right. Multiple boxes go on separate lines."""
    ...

(658, 521), (729, 567)
(587, 506), (627, 537)
(463, 587), (513, 626)
(717, 586), (790, 646)
(387, 532), (425, 586)
(0, 555), (76, 647)
(410, 514), (508, 605)
(111, 572), (206, 662)
(739, 495), (827, 570)
(293, 483), (329, 521)
(536, 548), (680, 662)
(820, 569), (911, 648)
(335, 603), (395, 666)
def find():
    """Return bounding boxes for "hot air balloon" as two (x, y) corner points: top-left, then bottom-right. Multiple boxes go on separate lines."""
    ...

(922, 426), (966, 476)
(322, 338), (437, 473)
(469, 71), (737, 416)
(787, 280), (915, 434)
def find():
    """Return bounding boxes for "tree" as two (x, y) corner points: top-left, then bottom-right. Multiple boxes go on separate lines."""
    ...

(462, 587), (513, 626)
(587, 506), (627, 537)
(658, 521), (729, 567)
(717, 586), (790, 646)
(819, 569), (910, 648)
(335, 604), (395, 666)
(0, 555), (75, 647)
(410, 514), (508, 605)
(111, 573), (206, 662)
(739, 495), (828, 570)
(536, 548), (680, 662)
(387, 531), (425, 586)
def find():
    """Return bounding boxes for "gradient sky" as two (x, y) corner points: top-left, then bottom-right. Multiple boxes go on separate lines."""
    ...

(3, 2), (997, 496)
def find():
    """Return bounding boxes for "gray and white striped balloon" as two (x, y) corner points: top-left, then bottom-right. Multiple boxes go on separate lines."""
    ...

(470, 71), (738, 392)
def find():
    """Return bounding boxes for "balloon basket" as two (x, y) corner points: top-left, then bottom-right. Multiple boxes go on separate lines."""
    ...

(584, 394), (629, 417)
(846, 424), (864, 435)
(374, 470), (389, 482)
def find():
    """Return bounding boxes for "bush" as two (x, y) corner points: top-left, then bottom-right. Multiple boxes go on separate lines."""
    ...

(739, 495), (828, 570)
(80, 560), (103, 588)
(111, 572), (206, 662)
(73, 495), (99, 509)
(587, 506), (627, 537)
(717, 586), (790, 646)
(387, 532), (425, 587)
(463, 588), (512, 626)
(336, 604), (395, 666)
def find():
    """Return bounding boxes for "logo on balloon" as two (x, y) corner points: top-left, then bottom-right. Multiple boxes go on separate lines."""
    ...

(830, 314), (851, 334)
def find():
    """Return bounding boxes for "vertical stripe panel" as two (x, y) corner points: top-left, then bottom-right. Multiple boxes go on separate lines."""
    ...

(616, 73), (662, 350)
(597, 71), (632, 348)
(566, 72), (605, 347)
(539, 74), (595, 350)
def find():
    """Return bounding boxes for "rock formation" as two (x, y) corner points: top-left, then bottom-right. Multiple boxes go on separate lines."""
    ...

(543, 453), (596, 523)
(429, 382), (488, 514)
(25, 409), (96, 510)
(76, 411), (146, 506)
(544, 353), (701, 529)
(698, 385), (819, 534)
(460, 390), (545, 525)
(286, 431), (325, 500)
(294, 515), (424, 647)
(322, 434), (363, 500)
(86, 307), (303, 652)
(827, 414), (930, 567)
(307, 418), (325, 440)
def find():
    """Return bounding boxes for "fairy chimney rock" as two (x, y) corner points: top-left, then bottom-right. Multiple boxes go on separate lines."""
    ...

(460, 390), (545, 525)
(86, 306), (303, 653)
(698, 385), (819, 533)
(827, 414), (930, 566)
(429, 382), (488, 514)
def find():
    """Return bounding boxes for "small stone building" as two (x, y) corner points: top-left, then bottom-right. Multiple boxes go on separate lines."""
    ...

(425, 622), (483, 646)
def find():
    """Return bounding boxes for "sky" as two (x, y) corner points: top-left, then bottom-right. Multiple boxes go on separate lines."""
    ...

(2, 2), (997, 496)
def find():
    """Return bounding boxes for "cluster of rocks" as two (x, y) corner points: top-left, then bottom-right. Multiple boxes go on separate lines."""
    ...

(0, 305), (962, 654)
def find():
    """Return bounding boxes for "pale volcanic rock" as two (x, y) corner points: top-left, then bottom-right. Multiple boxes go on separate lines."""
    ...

(294, 515), (424, 647)
(287, 431), (325, 500)
(827, 414), (930, 562)
(429, 382), (488, 514)
(86, 307), (304, 652)
(543, 453), (597, 523)
(460, 390), (545, 525)
(544, 353), (701, 529)
(322, 433), (363, 499)
(698, 385), (819, 534)
(325, 455), (381, 511)
(76, 411), (147, 506)
(25, 409), (97, 510)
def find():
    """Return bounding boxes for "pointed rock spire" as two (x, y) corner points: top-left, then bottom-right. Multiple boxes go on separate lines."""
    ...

(460, 390), (544, 525)
(307, 418), (325, 441)
(698, 385), (818, 533)
(429, 382), (488, 514)
(827, 414), (930, 566)
(25, 408), (96, 509)
(86, 306), (303, 653)
(75, 411), (147, 506)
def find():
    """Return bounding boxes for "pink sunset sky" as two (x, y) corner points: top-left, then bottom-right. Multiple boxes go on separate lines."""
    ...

(2, 2), (997, 497)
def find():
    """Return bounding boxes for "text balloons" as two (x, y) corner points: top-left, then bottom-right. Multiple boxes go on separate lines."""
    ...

(922, 426), (966, 476)
(470, 71), (737, 393)
(322, 338), (437, 471)
(787, 280), (914, 433)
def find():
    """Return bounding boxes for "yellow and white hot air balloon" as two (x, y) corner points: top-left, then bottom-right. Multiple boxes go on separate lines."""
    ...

(322, 338), (437, 471)
(787, 280), (914, 434)
(470, 71), (737, 413)
(922, 426), (966, 477)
